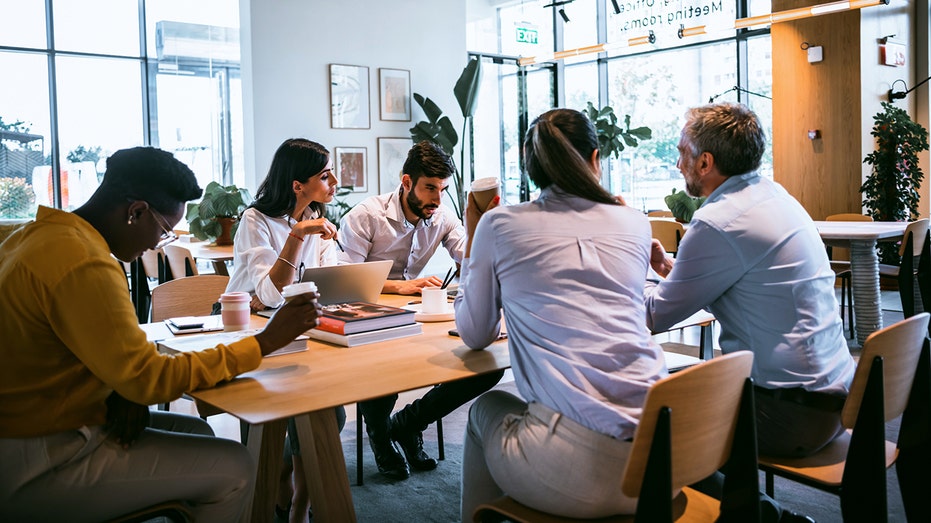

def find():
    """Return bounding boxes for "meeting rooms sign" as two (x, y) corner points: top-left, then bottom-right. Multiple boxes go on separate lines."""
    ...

(613, 0), (736, 39)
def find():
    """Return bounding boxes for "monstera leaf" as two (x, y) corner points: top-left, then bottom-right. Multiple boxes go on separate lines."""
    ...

(664, 188), (705, 223)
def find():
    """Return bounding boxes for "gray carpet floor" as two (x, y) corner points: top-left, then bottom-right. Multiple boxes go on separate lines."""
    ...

(342, 294), (910, 522)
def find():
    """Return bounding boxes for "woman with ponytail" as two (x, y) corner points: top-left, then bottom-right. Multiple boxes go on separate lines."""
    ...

(455, 108), (666, 519)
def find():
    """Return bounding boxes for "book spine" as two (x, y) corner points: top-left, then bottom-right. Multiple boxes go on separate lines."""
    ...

(315, 316), (348, 335)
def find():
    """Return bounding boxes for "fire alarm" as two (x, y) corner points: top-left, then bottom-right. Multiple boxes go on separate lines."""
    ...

(808, 130), (821, 140)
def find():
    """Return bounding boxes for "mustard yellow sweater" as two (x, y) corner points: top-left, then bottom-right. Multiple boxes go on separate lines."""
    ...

(0, 206), (260, 437)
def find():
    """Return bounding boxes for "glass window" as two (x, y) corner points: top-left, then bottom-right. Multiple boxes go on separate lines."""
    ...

(606, 42), (741, 212)
(564, 62), (599, 113)
(561, 2), (597, 51)
(747, 35), (773, 178)
(53, 0), (140, 56)
(55, 55), (144, 210)
(0, 0), (47, 49)
(0, 51), (49, 219)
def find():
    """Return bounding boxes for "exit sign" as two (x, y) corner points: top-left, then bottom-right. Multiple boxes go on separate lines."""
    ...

(516, 26), (538, 44)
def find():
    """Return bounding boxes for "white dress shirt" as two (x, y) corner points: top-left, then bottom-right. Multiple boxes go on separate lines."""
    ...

(455, 187), (666, 440)
(644, 172), (856, 394)
(337, 186), (465, 279)
(226, 207), (338, 308)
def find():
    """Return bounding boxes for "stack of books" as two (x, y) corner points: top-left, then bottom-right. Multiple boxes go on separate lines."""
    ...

(308, 301), (422, 347)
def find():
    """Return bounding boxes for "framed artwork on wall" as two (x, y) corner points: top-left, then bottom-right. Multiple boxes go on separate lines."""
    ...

(329, 64), (370, 129)
(335, 147), (368, 192)
(378, 68), (411, 121)
(378, 137), (411, 192)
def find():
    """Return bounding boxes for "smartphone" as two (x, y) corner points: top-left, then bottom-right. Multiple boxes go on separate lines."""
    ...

(448, 329), (507, 340)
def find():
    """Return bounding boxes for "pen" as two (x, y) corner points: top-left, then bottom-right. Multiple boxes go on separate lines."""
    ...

(441, 267), (456, 289)
(334, 238), (345, 252)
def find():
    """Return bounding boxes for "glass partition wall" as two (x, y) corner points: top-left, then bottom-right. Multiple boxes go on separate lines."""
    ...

(466, 0), (772, 206)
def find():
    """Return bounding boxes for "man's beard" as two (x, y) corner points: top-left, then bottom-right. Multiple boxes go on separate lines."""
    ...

(406, 190), (438, 220)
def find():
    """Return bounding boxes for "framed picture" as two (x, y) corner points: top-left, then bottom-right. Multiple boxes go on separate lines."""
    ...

(329, 64), (370, 129)
(335, 147), (368, 192)
(379, 68), (411, 121)
(378, 137), (411, 192)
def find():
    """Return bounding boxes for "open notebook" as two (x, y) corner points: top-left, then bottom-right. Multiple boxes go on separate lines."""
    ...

(258, 260), (393, 317)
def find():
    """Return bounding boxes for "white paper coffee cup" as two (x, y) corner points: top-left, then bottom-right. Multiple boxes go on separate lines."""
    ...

(421, 287), (447, 314)
(470, 177), (500, 211)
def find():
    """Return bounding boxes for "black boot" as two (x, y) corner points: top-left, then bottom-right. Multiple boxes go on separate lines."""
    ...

(367, 428), (410, 480)
(390, 413), (438, 471)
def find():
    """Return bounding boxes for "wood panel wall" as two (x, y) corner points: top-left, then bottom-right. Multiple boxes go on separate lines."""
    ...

(772, 1), (864, 219)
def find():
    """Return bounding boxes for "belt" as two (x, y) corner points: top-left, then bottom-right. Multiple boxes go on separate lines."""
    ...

(753, 385), (846, 412)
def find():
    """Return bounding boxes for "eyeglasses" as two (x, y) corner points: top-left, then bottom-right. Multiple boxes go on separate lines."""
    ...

(149, 207), (179, 249)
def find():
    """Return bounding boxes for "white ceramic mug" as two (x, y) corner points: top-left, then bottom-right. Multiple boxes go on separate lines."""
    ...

(421, 287), (448, 314)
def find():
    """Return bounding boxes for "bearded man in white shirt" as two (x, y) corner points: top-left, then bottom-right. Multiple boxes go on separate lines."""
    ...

(339, 140), (503, 480)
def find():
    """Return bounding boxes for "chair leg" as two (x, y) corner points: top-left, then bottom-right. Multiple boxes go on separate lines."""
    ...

(437, 417), (445, 461)
(896, 340), (931, 522)
(840, 357), (888, 522)
(846, 274), (854, 339)
(356, 404), (364, 486)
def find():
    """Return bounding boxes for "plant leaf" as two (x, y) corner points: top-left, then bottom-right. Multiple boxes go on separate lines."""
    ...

(454, 58), (483, 118)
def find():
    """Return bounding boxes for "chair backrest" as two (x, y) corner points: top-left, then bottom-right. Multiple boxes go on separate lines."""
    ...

(898, 219), (929, 258)
(621, 351), (754, 497)
(140, 248), (168, 282)
(842, 312), (930, 428)
(163, 244), (199, 279)
(825, 213), (873, 222)
(650, 220), (685, 254)
(150, 274), (230, 322)
(647, 210), (674, 217)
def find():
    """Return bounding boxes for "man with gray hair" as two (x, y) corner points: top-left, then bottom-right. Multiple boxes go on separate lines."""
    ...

(646, 102), (855, 458)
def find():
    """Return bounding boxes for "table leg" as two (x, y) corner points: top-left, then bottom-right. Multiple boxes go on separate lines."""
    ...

(243, 420), (288, 523)
(212, 260), (230, 277)
(699, 321), (714, 360)
(850, 239), (882, 345)
(293, 411), (357, 522)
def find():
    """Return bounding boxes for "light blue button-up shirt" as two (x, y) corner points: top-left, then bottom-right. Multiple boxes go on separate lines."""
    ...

(337, 186), (465, 279)
(455, 187), (666, 440)
(645, 173), (855, 394)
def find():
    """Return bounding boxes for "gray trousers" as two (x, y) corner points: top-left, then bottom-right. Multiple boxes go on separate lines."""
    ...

(461, 390), (637, 521)
(0, 411), (254, 522)
(755, 392), (846, 458)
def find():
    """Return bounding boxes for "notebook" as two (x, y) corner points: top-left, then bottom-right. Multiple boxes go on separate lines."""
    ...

(257, 260), (393, 317)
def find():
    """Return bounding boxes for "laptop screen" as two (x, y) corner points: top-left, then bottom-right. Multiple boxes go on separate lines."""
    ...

(299, 260), (393, 306)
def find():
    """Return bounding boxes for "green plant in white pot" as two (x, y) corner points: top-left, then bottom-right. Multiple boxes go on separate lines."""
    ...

(186, 181), (251, 245)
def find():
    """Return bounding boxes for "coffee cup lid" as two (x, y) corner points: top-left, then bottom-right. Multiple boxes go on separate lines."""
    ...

(282, 281), (317, 298)
(471, 177), (499, 191)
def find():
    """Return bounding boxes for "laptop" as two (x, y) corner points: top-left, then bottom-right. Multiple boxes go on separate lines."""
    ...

(257, 260), (393, 316)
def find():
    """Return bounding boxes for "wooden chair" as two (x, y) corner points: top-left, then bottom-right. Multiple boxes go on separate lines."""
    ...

(647, 210), (674, 217)
(759, 312), (931, 523)
(151, 274), (230, 416)
(650, 220), (685, 257)
(825, 213), (873, 338)
(150, 274), (229, 322)
(473, 351), (761, 523)
(878, 219), (930, 318)
(163, 244), (200, 280)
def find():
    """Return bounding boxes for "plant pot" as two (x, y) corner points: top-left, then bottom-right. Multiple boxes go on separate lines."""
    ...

(215, 217), (236, 246)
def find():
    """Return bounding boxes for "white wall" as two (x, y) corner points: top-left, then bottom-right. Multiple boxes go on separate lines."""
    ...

(239, 0), (467, 209)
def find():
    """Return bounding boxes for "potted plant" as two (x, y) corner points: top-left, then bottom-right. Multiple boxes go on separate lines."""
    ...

(861, 101), (929, 263)
(410, 57), (483, 220)
(186, 181), (251, 245)
(664, 188), (705, 223)
(581, 101), (652, 163)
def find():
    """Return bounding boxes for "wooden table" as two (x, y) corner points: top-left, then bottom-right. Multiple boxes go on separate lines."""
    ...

(155, 294), (508, 522)
(184, 240), (234, 276)
(814, 221), (907, 344)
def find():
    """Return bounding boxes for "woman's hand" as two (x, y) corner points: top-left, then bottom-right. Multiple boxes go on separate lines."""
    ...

(650, 239), (674, 278)
(465, 192), (501, 258)
(296, 218), (338, 240)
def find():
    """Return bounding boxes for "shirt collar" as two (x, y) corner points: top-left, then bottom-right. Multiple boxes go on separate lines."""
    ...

(706, 171), (760, 203)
